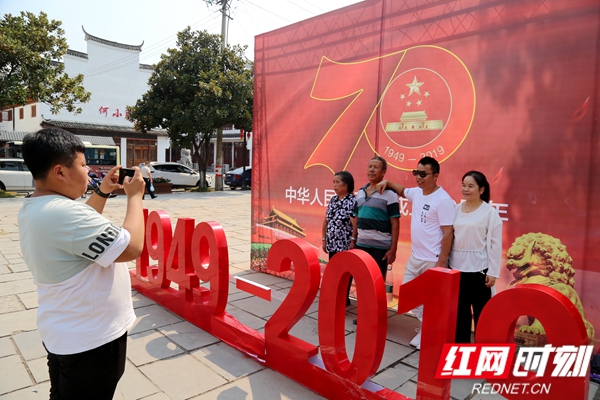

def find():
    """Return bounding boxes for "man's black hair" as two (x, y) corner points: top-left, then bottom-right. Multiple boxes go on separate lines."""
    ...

(22, 128), (86, 180)
(418, 156), (440, 175)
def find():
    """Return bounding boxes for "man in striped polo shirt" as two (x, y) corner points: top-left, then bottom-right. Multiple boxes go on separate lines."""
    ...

(353, 156), (400, 280)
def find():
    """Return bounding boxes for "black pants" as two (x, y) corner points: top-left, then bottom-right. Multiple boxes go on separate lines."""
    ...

(344, 246), (389, 303)
(329, 251), (354, 305)
(455, 270), (491, 343)
(46, 332), (128, 400)
(143, 177), (156, 199)
(355, 246), (388, 278)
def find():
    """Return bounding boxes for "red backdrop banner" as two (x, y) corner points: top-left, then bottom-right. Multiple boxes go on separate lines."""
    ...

(252, 0), (600, 347)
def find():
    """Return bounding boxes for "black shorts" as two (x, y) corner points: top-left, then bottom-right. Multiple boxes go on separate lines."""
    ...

(45, 332), (128, 400)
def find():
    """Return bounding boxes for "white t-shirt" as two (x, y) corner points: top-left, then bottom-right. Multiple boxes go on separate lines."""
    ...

(18, 196), (136, 355)
(450, 202), (503, 277)
(141, 165), (152, 179)
(404, 186), (456, 262)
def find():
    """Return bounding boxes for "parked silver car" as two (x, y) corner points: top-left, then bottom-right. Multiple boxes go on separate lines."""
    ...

(0, 159), (35, 192)
(139, 162), (202, 188)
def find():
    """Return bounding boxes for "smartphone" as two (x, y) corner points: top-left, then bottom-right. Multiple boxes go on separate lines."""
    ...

(118, 168), (136, 185)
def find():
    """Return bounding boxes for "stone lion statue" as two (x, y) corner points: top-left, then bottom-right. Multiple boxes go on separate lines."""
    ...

(180, 149), (192, 168)
(505, 232), (594, 343)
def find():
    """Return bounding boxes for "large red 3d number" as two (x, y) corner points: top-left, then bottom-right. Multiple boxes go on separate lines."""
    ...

(264, 238), (321, 370)
(132, 212), (265, 358)
(145, 210), (172, 288)
(396, 267), (460, 400)
(476, 284), (590, 399)
(263, 240), (407, 400)
(191, 221), (229, 317)
(134, 212), (593, 400)
(167, 218), (197, 301)
(135, 208), (149, 279)
(318, 250), (387, 384)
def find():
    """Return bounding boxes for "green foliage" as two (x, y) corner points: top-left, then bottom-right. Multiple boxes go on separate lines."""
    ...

(190, 186), (213, 193)
(0, 190), (16, 198)
(152, 177), (171, 183)
(126, 28), (253, 187)
(0, 11), (91, 113)
(250, 243), (271, 260)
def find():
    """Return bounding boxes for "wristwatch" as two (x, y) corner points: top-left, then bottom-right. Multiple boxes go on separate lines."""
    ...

(93, 185), (112, 198)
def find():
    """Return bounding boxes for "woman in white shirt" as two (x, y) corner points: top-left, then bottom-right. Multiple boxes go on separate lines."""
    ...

(450, 171), (502, 343)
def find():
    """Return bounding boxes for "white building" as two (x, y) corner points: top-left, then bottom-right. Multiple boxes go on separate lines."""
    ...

(1, 27), (250, 170)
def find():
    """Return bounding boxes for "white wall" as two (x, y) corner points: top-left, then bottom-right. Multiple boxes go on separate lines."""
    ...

(120, 137), (127, 166)
(38, 38), (152, 127)
(1, 104), (40, 132)
(157, 136), (169, 162)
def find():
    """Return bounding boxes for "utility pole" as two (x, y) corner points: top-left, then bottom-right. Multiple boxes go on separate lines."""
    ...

(205, 0), (232, 190)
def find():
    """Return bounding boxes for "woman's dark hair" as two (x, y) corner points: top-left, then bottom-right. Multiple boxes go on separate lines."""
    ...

(462, 170), (491, 203)
(335, 170), (355, 193)
(22, 128), (86, 180)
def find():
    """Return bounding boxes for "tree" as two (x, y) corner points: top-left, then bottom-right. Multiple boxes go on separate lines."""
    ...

(126, 27), (253, 189)
(0, 11), (91, 113)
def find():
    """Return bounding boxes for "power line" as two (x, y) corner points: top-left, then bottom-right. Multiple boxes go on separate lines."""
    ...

(83, 15), (217, 77)
(81, 1), (347, 81)
(233, 2), (257, 51)
(81, 14), (220, 78)
(295, 0), (327, 13)
(301, 0), (326, 13)
(280, 0), (320, 16)
(239, 0), (294, 23)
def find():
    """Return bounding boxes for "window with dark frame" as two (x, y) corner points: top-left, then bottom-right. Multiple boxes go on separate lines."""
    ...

(19, 108), (24, 120)
(31, 105), (37, 118)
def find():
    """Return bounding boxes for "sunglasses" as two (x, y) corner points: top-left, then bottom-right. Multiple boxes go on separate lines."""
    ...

(412, 170), (434, 178)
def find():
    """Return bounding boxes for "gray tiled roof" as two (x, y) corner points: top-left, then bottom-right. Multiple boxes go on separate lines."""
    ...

(43, 119), (168, 136)
(78, 135), (116, 145)
(0, 131), (32, 141)
(66, 49), (88, 60)
(0, 130), (117, 145)
(82, 26), (143, 52)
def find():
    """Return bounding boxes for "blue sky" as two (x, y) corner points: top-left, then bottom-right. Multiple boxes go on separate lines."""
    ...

(1, 0), (362, 64)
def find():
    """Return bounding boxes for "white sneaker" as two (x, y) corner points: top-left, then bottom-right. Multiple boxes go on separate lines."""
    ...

(410, 328), (421, 349)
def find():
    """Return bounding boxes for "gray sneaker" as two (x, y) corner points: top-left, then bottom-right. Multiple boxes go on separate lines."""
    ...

(410, 328), (421, 350)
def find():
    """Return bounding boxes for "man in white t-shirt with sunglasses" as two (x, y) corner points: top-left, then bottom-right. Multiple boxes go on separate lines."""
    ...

(376, 156), (455, 349)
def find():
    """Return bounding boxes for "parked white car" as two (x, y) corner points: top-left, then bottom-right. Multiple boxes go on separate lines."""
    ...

(0, 159), (35, 192)
(138, 162), (201, 188)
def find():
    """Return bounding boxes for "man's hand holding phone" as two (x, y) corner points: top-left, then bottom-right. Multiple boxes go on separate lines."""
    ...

(98, 165), (123, 194)
(118, 168), (136, 185)
(120, 167), (145, 198)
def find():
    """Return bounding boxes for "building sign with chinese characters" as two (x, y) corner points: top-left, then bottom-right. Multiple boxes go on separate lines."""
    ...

(98, 106), (127, 119)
